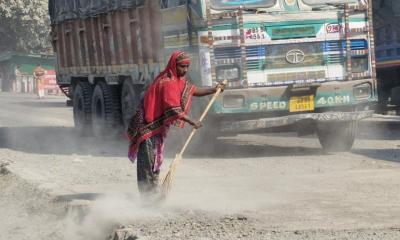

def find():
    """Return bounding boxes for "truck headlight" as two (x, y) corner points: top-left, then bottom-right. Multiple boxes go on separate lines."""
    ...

(216, 66), (240, 81)
(353, 82), (371, 100)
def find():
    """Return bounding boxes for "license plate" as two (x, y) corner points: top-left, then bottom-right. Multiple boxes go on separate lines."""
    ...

(289, 95), (315, 112)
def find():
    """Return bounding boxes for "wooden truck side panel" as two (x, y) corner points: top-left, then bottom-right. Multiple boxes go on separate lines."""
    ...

(51, 1), (163, 90)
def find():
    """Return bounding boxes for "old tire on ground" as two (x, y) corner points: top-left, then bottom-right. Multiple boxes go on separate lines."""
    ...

(91, 82), (122, 138)
(317, 120), (358, 152)
(121, 80), (141, 130)
(137, 139), (159, 194)
(72, 82), (93, 135)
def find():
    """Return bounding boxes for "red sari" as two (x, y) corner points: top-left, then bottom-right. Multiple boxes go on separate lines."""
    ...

(127, 51), (196, 168)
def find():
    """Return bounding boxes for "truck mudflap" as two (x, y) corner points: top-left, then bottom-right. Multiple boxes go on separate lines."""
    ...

(220, 110), (374, 133)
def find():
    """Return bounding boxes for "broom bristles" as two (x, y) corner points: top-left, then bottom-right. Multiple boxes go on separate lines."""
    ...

(160, 153), (182, 197)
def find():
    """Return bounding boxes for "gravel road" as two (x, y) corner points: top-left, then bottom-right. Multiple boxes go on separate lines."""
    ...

(1, 92), (400, 240)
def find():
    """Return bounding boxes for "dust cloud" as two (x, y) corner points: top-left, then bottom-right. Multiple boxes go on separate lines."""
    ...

(61, 185), (271, 240)
(62, 193), (162, 240)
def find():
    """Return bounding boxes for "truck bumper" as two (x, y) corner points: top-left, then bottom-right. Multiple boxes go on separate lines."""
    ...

(220, 110), (374, 133)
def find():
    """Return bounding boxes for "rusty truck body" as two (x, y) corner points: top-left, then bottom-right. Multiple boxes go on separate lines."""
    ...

(49, 0), (377, 151)
(49, 0), (163, 136)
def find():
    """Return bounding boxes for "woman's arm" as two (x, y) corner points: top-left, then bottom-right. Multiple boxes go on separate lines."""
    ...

(181, 114), (203, 129)
(193, 87), (215, 97)
(193, 83), (225, 97)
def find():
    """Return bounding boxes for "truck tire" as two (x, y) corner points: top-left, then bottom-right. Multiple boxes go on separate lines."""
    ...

(91, 82), (122, 138)
(136, 139), (159, 194)
(317, 121), (358, 152)
(121, 80), (141, 130)
(72, 82), (93, 135)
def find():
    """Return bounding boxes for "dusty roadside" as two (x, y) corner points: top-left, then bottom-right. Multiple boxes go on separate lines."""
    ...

(1, 93), (400, 240)
(0, 168), (64, 240)
(2, 165), (400, 240)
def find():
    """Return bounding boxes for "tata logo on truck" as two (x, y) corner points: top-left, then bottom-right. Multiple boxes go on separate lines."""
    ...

(286, 49), (305, 64)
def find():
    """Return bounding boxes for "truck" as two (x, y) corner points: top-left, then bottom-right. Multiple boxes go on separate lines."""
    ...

(373, 0), (400, 112)
(49, 0), (377, 152)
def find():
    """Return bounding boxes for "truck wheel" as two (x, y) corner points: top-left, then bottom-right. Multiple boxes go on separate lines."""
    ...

(121, 80), (141, 130)
(136, 139), (159, 194)
(72, 82), (93, 135)
(91, 82), (122, 138)
(317, 121), (358, 152)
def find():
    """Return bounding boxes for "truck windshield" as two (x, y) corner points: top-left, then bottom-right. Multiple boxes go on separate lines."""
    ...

(302, 0), (357, 6)
(210, 0), (276, 10)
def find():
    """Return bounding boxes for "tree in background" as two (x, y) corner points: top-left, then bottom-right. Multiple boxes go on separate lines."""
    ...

(0, 0), (51, 53)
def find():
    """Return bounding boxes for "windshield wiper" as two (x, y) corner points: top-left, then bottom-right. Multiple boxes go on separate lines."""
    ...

(241, 8), (257, 12)
(239, 7), (270, 13)
(326, 3), (345, 9)
(312, 3), (344, 11)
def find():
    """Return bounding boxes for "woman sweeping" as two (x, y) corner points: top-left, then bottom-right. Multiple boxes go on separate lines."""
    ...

(127, 50), (225, 194)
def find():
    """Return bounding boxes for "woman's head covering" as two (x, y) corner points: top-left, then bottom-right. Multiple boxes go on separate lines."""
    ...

(176, 52), (191, 66)
(156, 50), (191, 81)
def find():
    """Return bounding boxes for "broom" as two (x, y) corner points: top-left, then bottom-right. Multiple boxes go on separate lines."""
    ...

(160, 80), (227, 197)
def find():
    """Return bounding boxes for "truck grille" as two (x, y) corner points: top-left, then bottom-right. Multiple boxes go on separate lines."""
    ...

(265, 42), (323, 69)
(267, 70), (326, 82)
(213, 40), (368, 71)
(214, 45), (265, 59)
(323, 40), (368, 64)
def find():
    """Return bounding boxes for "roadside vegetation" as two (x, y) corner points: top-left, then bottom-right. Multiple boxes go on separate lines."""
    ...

(0, 0), (50, 53)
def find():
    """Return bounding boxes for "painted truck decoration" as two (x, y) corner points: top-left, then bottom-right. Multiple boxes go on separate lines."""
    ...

(49, 0), (377, 152)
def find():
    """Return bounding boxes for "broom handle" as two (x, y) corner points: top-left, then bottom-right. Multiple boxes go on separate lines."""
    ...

(178, 80), (227, 156)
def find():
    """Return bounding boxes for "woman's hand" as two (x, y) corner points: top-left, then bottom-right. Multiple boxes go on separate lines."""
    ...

(181, 114), (203, 129)
(192, 120), (203, 129)
(215, 82), (226, 93)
